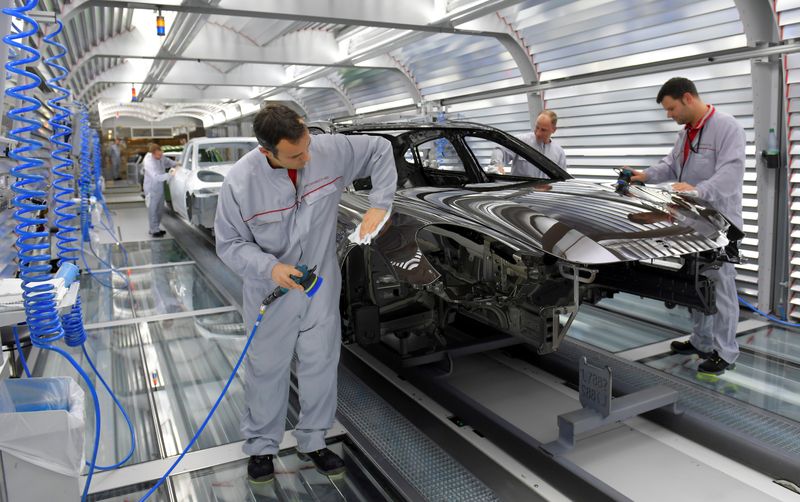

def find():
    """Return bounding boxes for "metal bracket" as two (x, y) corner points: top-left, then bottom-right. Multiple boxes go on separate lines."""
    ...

(542, 357), (680, 456)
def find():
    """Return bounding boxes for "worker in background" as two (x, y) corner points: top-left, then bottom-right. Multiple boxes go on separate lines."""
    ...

(215, 104), (397, 484)
(491, 109), (567, 176)
(108, 137), (122, 180)
(628, 77), (745, 375)
(143, 142), (176, 238)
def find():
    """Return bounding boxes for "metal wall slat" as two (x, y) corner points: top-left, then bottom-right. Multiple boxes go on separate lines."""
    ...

(780, 5), (800, 318)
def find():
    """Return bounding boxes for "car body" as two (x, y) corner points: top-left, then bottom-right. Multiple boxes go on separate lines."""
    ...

(163, 150), (183, 164)
(332, 121), (733, 360)
(168, 137), (258, 230)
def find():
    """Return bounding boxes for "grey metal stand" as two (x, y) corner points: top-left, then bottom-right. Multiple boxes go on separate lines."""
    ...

(543, 357), (680, 456)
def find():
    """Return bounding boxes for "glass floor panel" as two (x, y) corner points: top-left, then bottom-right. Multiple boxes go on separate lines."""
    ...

(168, 442), (389, 502)
(596, 293), (693, 333)
(644, 349), (800, 422)
(129, 264), (229, 317)
(90, 480), (170, 501)
(34, 324), (160, 467)
(79, 272), (134, 324)
(142, 313), (249, 454)
(84, 239), (192, 270)
(739, 325), (800, 365)
(566, 305), (679, 353)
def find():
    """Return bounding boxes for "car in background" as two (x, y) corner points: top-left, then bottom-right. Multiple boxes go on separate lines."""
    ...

(331, 121), (734, 362)
(167, 137), (258, 231)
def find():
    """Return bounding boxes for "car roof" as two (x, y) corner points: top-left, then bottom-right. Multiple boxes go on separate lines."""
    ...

(187, 136), (258, 145)
(333, 120), (500, 135)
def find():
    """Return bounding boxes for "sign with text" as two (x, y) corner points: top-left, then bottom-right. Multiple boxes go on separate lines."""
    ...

(579, 357), (612, 417)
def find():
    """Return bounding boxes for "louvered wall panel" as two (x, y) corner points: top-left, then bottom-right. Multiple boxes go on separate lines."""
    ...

(509, 0), (747, 81)
(295, 88), (350, 122)
(391, 33), (523, 102)
(446, 93), (533, 166)
(778, 0), (800, 318)
(334, 68), (413, 111)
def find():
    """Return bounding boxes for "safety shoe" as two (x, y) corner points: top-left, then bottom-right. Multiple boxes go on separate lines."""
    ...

(297, 448), (346, 476)
(670, 339), (711, 358)
(247, 454), (274, 483)
(698, 352), (735, 376)
(150, 230), (166, 238)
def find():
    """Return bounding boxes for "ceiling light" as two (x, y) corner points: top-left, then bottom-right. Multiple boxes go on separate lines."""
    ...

(156, 8), (165, 36)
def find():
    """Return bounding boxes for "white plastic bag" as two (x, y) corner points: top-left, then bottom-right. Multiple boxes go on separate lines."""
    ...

(0, 377), (85, 476)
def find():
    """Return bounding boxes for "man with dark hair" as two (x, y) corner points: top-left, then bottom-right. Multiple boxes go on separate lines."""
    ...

(215, 104), (397, 483)
(629, 77), (745, 375)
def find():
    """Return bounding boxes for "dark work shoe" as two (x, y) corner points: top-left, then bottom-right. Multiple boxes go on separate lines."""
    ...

(670, 339), (711, 358)
(698, 352), (735, 376)
(150, 230), (166, 238)
(247, 454), (274, 483)
(297, 448), (346, 476)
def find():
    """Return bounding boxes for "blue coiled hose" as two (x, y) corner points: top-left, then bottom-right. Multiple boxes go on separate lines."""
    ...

(44, 22), (136, 471)
(3, 0), (60, 343)
(72, 103), (130, 289)
(3, 3), (101, 500)
(44, 20), (78, 266)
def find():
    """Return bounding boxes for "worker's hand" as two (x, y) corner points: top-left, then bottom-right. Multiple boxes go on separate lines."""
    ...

(628, 168), (647, 183)
(168, 168), (176, 176)
(359, 207), (388, 239)
(671, 182), (696, 193)
(271, 263), (304, 291)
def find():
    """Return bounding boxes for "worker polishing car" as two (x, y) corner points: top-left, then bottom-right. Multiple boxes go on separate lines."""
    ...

(214, 104), (397, 483)
(143, 142), (177, 238)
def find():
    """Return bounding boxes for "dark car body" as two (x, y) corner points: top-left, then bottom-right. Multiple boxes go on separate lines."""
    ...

(330, 121), (731, 358)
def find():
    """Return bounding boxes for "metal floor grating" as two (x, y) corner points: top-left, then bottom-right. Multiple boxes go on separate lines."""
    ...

(337, 368), (499, 501)
(553, 340), (800, 457)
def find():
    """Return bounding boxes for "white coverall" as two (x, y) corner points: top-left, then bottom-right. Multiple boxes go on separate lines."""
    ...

(645, 105), (745, 364)
(109, 142), (121, 180)
(491, 131), (567, 176)
(215, 134), (397, 456)
(143, 153), (176, 234)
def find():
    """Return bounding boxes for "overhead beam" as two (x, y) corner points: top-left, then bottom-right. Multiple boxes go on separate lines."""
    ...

(58, 0), (516, 33)
(64, 28), (395, 91)
(75, 60), (295, 100)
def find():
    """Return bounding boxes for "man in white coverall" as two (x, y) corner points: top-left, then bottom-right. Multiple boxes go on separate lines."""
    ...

(143, 143), (176, 237)
(491, 109), (567, 176)
(108, 137), (122, 180)
(215, 104), (397, 483)
(629, 77), (745, 375)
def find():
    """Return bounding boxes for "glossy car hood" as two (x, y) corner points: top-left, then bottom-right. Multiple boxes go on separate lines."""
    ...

(392, 179), (728, 265)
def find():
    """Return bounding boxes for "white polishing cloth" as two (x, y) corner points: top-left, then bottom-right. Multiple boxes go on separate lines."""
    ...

(348, 209), (391, 245)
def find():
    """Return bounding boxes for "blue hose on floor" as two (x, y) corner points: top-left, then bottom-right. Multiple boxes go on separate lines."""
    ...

(140, 267), (321, 500)
(738, 296), (800, 328)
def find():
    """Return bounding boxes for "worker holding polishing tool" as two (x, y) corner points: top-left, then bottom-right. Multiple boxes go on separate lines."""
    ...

(627, 77), (745, 376)
(215, 104), (397, 483)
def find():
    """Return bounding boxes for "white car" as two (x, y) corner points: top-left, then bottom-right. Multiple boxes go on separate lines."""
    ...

(167, 137), (258, 230)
